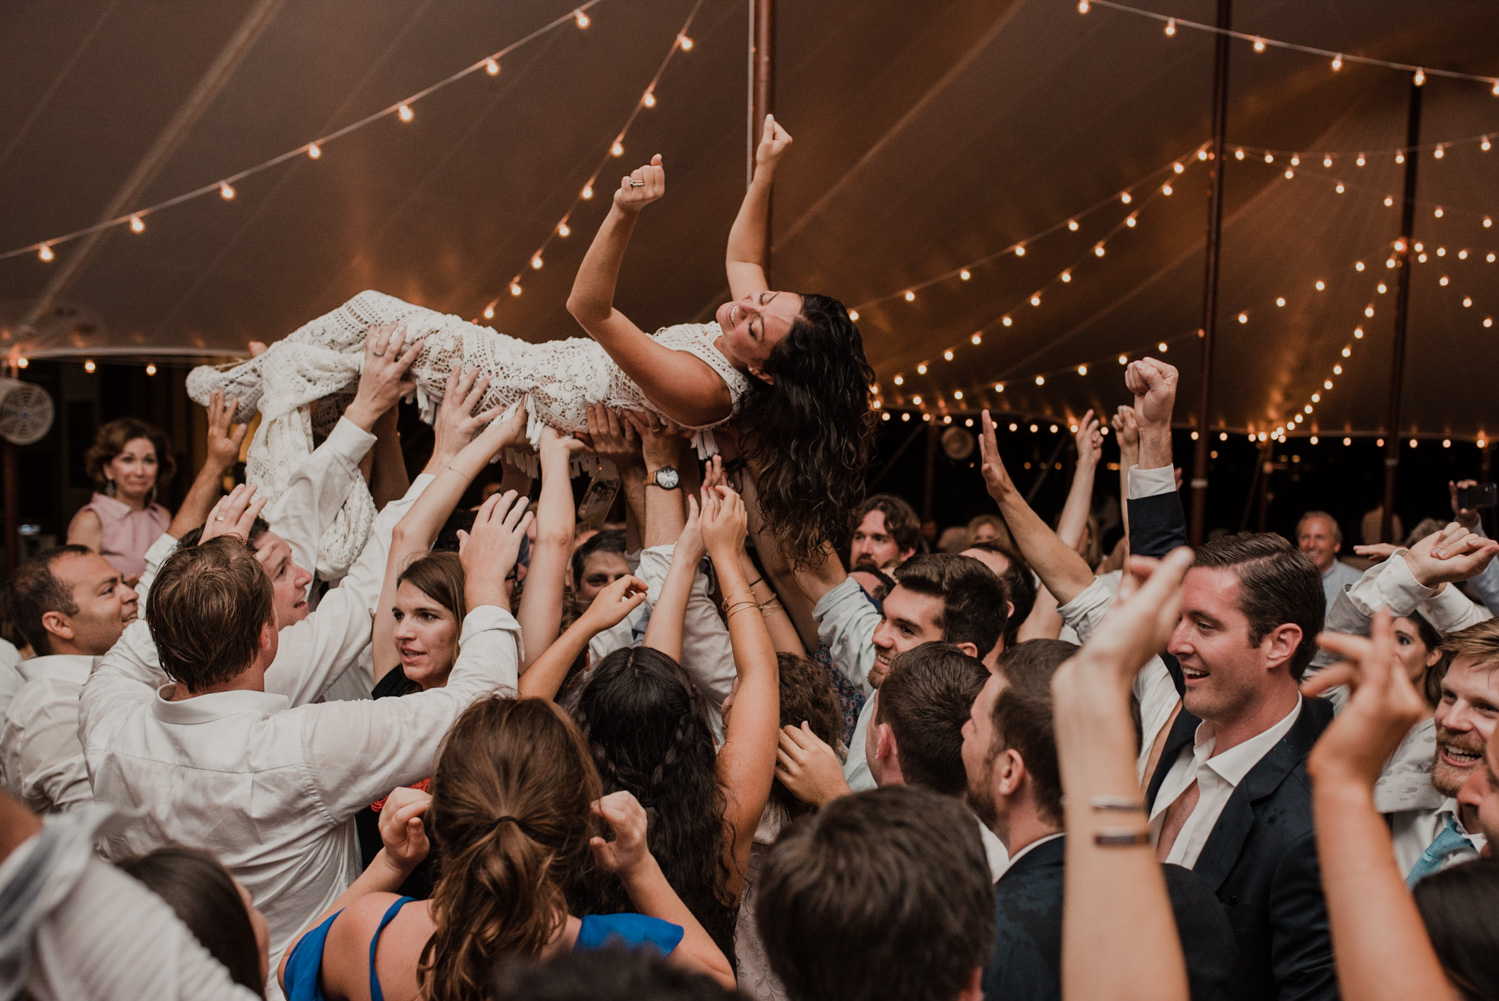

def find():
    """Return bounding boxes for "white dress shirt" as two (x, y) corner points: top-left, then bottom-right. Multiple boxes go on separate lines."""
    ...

(843, 693), (878, 792)
(634, 544), (737, 707)
(1345, 552), (1493, 633)
(978, 815), (1013, 881)
(812, 576), (882, 789)
(1150, 697), (1304, 868)
(80, 603), (520, 980)
(263, 416), (378, 582)
(0, 654), (95, 813)
(0, 638), (25, 722)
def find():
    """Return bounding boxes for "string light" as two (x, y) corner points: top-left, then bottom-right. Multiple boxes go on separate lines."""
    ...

(1332, 54), (1343, 71)
(129, 214), (144, 233)
(37, 243), (53, 261)
(509, 282), (522, 296)
(83, 360), (96, 373)
(15, 358), (26, 369)
(531, 254), (544, 270)
(486, 58), (501, 76)
(1252, 36), (1266, 52)
(960, 269), (971, 281)
(398, 102), (414, 122)
(610, 141), (624, 157)
(1414, 68), (1426, 86)
(219, 182), (235, 200)
(483, 303), (496, 319)
(306, 142), (322, 159)
(145, 363), (157, 376)
(557, 222), (570, 237)
(574, 8), (590, 28)
(677, 33), (693, 50)
(849, 310), (860, 321)
(642, 91), (656, 108)
(1164, 17), (1176, 35)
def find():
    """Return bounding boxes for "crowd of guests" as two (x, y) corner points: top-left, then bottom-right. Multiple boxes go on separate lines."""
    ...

(3, 340), (1499, 1001)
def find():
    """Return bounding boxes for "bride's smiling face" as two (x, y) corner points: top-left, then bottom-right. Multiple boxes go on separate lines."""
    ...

(716, 290), (804, 371)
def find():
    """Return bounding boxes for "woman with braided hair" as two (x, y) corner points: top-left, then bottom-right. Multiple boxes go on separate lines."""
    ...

(566, 484), (781, 961)
(277, 696), (734, 1001)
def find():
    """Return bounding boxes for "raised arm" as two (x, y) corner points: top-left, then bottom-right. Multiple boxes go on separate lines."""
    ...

(566, 155), (729, 428)
(1111, 405), (1140, 555)
(725, 114), (792, 299)
(165, 390), (247, 541)
(978, 411), (1096, 606)
(519, 574), (648, 700)
(517, 426), (587, 668)
(581, 404), (646, 546)
(372, 376), (522, 684)
(1303, 616), (1458, 1001)
(701, 486), (779, 899)
(1052, 549), (1195, 1001)
(1057, 409), (1102, 553)
(642, 494), (705, 662)
(1122, 359), (1188, 558)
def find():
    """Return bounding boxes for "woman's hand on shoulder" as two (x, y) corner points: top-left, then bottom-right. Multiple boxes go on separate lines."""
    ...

(614, 155), (665, 214)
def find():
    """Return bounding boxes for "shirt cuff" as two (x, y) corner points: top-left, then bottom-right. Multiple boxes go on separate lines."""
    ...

(328, 415), (379, 458)
(1127, 464), (1177, 500)
(812, 575), (863, 624)
(460, 604), (521, 640)
(1349, 553), (1433, 618)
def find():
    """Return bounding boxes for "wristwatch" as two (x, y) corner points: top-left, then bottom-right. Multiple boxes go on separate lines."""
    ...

(648, 465), (681, 490)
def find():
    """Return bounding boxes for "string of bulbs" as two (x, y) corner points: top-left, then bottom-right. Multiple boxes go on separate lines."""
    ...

(876, 146), (1206, 390)
(851, 143), (1208, 315)
(479, 0), (704, 317)
(1079, 0), (1499, 94)
(7, 1), (611, 265)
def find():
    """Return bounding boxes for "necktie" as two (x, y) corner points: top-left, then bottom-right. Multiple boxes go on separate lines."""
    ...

(1406, 816), (1473, 886)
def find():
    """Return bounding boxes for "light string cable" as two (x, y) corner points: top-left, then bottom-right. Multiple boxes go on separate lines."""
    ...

(881, 150), (1205, 395)
(853, 143), (1210, 319)
(479, 0), (706, 316)
(8, 1), (609, 263)
(1078, 0), (1499, 92)
(1232, 129), (1496, 164)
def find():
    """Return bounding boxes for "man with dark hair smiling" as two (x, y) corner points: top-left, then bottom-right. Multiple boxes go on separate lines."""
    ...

(848, 493), (920, 571)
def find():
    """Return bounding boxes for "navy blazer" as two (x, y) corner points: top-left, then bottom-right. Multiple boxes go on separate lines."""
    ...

(1148, 701), (1339, 1001)
(983, 835), (1238, 1001)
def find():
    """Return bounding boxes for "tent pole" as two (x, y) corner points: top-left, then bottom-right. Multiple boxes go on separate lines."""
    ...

(1189, 0), (1233, 546)
(750, 0), (775, 281)
(923, 423), (938, 521)
(2, 440), (15, 578)
(1381, 81), (1423, 543)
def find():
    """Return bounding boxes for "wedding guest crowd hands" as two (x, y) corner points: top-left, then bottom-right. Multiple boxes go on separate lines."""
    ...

(7, 345), (1499, 1001)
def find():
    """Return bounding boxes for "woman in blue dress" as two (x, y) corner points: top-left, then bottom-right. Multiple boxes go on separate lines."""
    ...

(279, 696), (735, 1001)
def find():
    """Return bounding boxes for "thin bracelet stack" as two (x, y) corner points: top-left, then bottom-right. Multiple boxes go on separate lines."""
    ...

(1085, 795), (1151, 848)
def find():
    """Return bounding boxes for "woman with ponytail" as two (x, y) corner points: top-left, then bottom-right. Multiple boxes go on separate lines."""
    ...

(278, 696), (734, 1001)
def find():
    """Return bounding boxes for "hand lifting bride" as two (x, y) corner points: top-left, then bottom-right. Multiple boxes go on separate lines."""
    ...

(188, 115), (874, 573)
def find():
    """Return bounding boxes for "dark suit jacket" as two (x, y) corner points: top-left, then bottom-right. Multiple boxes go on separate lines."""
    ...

(1128, 487), (1192, 692)
(1147, 702), (1339, 1001)
(983, 835), (1238, 1001)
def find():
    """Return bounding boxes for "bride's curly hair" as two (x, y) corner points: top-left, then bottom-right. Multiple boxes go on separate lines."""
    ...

(736, 293), (875, 567)
(419, 696), (601, 1001)
(566, 647), (737, 959)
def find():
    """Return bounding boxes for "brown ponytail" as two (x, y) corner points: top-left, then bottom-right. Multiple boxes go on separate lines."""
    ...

(418, 696), (602, 1001)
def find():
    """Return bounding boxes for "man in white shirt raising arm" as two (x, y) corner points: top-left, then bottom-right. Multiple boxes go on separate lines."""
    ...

(79, 479), (530, 990)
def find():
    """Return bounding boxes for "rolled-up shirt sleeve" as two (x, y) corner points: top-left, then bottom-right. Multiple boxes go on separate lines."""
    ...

(813, 577), (880, 697)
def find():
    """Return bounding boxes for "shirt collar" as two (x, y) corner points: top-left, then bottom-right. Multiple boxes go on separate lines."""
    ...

(16, 654), (95, 686)
(1192, 695), (1303, 787)
(150, 685), (288, 724)
(1004, 830), (1066, 868)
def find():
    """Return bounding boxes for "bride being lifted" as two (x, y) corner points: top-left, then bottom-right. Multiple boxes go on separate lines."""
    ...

(189, 116), (873, 568)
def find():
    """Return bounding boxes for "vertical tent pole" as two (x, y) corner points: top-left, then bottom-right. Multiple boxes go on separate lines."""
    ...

(2, 440), (15, 578)
(1382, 81), (1423, 543)
(750, 0), (775, 281)
(923, 423), (938, 522)
(1189, 0), (1233, 546)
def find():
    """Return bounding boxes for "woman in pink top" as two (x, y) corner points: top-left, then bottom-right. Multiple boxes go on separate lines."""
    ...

(67, 418), (174, 583)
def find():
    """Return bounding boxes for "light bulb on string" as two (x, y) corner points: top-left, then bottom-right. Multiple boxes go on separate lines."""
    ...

(1237, 312), (1248, 324)
(398, 102), (414, 122)
(643, 91), (656, 108)
(574, 9), (590, 28)
(1235, 148), (1245, 160)
(1434, 207), (1444, 218)
(1164, 18), (1176, 35)
(1162, 183), (1173, 195)
(1015, 244), (1026, 256)
(894, 375), (904, 386)
(1120, 192), (1132, 204)
(1357, 154), (1367, 167)
(971, 333), (982, 345)
(558, 222), (570, 237)
(943, 349), (954, 361)
(483, 303), (496, 319)
(38, 243), (53, 261)
(1413, 68), (1425, 86)
(901, 412), (911, 422)
(1119, 355), (1128, 365)
(509, 282), (522, 297)
(1003, 316), (1013, 326)
(129, 214), (145, 233)
(1277, 297), (1286, 307)
(307, 142), (322, 159)
(1060, 270), (1072, 282)
(953, 390), (964, 400)
(84, 360), (96, 373)
(1035, 376), (1045, 386)
(1395, 152), (1405, 164)
(15, 358), (25, 369)
(1323, 156), (1333, 168)
(531, 254), (544, 270)
(1030, 294), (1042, 306)
(917, 363), (928, 374)
(995, 382), (1005, 392)
(1198, 149), (1209, 160)
(1484, 138), (1494, 151)
(1173, 162), (1185, 174)
(610, 141), (624, 157)
(146, 364), (157, 376)
(960, 269), (971, 280)
(1126, 214), (1138, 227)
(1465, 297), (1474, 307)
(1094, 244), (1106, 257)
(581, 184), (594, 199)
(1068, 219), (1079, 231)
(677, 34), (693, 50)
(912, 395), (922, 405)
(1315, 280), (1325, 290)
(1077, 364), (1088, 375)
(1332, 54), (1343, 71)
(849, 310), (860, 321)
(904, 290), (915, 302)
(220, 182), (236, 200)
(485, 58), (500, 76)
(1291, 155), (1300, 166)
(1434, 146), (1445, 159)
(1336, 183), (1346, 193)
(1077, 0), (1089, 12)
(1264, 153), (1274, 164)
(1157, 342), (1169, 353)
(1253, 36), (1266, 52)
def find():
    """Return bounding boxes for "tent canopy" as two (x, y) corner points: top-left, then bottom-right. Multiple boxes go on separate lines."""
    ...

(3, 0), (1497, 438)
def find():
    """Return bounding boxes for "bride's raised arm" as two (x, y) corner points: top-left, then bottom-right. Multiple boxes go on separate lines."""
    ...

(566, 154), (731, 428)
(725, 114), (792, 300)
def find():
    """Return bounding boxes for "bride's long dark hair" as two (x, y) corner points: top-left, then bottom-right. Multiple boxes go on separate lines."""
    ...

(737, 293), (875, 567)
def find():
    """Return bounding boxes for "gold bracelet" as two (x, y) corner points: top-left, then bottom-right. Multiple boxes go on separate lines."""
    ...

(721, 590), (755, 609)
(727, 604), (761, 620)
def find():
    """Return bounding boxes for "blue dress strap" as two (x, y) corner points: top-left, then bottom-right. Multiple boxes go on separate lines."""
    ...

(283, 910), (341, 1001)
(575, 913), (684, 955)
(368, 896), (416, 1001)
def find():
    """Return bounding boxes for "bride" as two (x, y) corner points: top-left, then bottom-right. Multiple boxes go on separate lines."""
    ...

(189, 116), (873, 569)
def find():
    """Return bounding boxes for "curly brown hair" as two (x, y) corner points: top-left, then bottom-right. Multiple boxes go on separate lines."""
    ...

(420, 696), (603, 1001)
(84, 418), (175, 494)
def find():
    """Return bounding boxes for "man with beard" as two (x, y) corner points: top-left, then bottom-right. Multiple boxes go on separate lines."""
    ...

(794, 550), (1009, 792)
(1397, 619), (1499, 879)
(961, 639), (1235, 1001)
(848, 494), (920, 572)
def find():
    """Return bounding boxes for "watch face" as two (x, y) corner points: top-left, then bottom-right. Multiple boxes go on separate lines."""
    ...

(656, 467), (680, 489)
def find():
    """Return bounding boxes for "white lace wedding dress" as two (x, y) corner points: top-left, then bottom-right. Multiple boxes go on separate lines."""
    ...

(186, 290), (750, 577)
